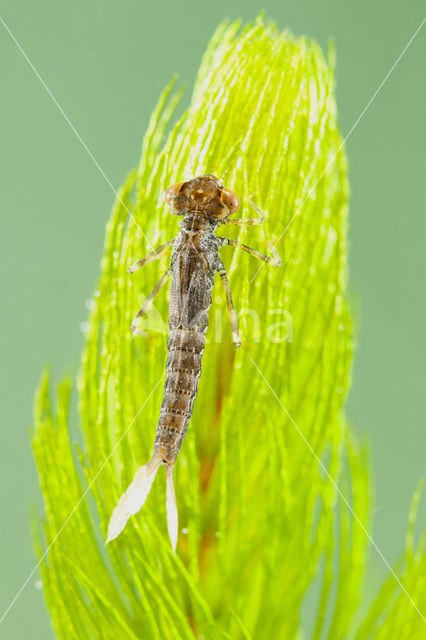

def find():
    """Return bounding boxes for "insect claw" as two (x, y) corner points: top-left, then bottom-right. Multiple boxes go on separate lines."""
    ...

(239, 337), (250, 350)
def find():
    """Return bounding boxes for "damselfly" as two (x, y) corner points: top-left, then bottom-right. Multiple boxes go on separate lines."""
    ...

(107, 174), (281, 550)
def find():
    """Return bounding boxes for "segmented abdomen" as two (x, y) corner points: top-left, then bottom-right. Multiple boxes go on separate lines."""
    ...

(153, 239), (216, 463)
(153, 328), (205, 464)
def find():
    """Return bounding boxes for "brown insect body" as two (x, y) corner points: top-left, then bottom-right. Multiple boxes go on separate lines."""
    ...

(154, 240), (214, 466)
(107, 175), (280, 550)
(155, 176), (229, 465)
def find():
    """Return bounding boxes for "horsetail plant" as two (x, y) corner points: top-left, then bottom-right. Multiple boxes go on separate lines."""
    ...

(32, 16), (426, 640)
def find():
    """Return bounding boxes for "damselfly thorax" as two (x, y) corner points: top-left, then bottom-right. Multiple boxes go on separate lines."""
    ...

(107, 174), (281, 550)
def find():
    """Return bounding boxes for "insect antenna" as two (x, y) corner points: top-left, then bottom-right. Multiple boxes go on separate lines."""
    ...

(187, 148), (198, 178)
(219, 138), (244, 182)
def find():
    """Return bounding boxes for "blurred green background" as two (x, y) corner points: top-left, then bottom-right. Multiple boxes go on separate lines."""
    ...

(0, 1), (424, 638)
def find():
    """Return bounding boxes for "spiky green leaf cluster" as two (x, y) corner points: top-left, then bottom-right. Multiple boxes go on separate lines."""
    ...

(32, 17), (426, 640)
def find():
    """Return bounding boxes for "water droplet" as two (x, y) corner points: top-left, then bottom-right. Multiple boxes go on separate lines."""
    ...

(35, 580), (43, 590)
(181, 528), (189, 534)
(84, 298), (95, 310)
(79, 321), (90, 333)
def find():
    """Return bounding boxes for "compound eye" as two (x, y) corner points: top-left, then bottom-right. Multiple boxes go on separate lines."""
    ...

(163, 182), (185, 205)
(221, 188), (240, 214)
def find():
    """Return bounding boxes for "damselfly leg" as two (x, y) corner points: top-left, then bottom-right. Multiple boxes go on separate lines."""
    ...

(128, 239), (174, 273)
(219, 237), (281, 267)
(218, 265), (242, 348)
(130, 268), (172, 335)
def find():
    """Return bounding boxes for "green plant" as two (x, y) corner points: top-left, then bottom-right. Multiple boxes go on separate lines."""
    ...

(32, 16), (426, 639)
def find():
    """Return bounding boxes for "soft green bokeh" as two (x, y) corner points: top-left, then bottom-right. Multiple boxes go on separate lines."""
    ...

(31, 18), (425, 640)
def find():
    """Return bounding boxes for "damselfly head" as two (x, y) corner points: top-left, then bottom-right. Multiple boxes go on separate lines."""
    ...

(163, 174), (239, 222)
